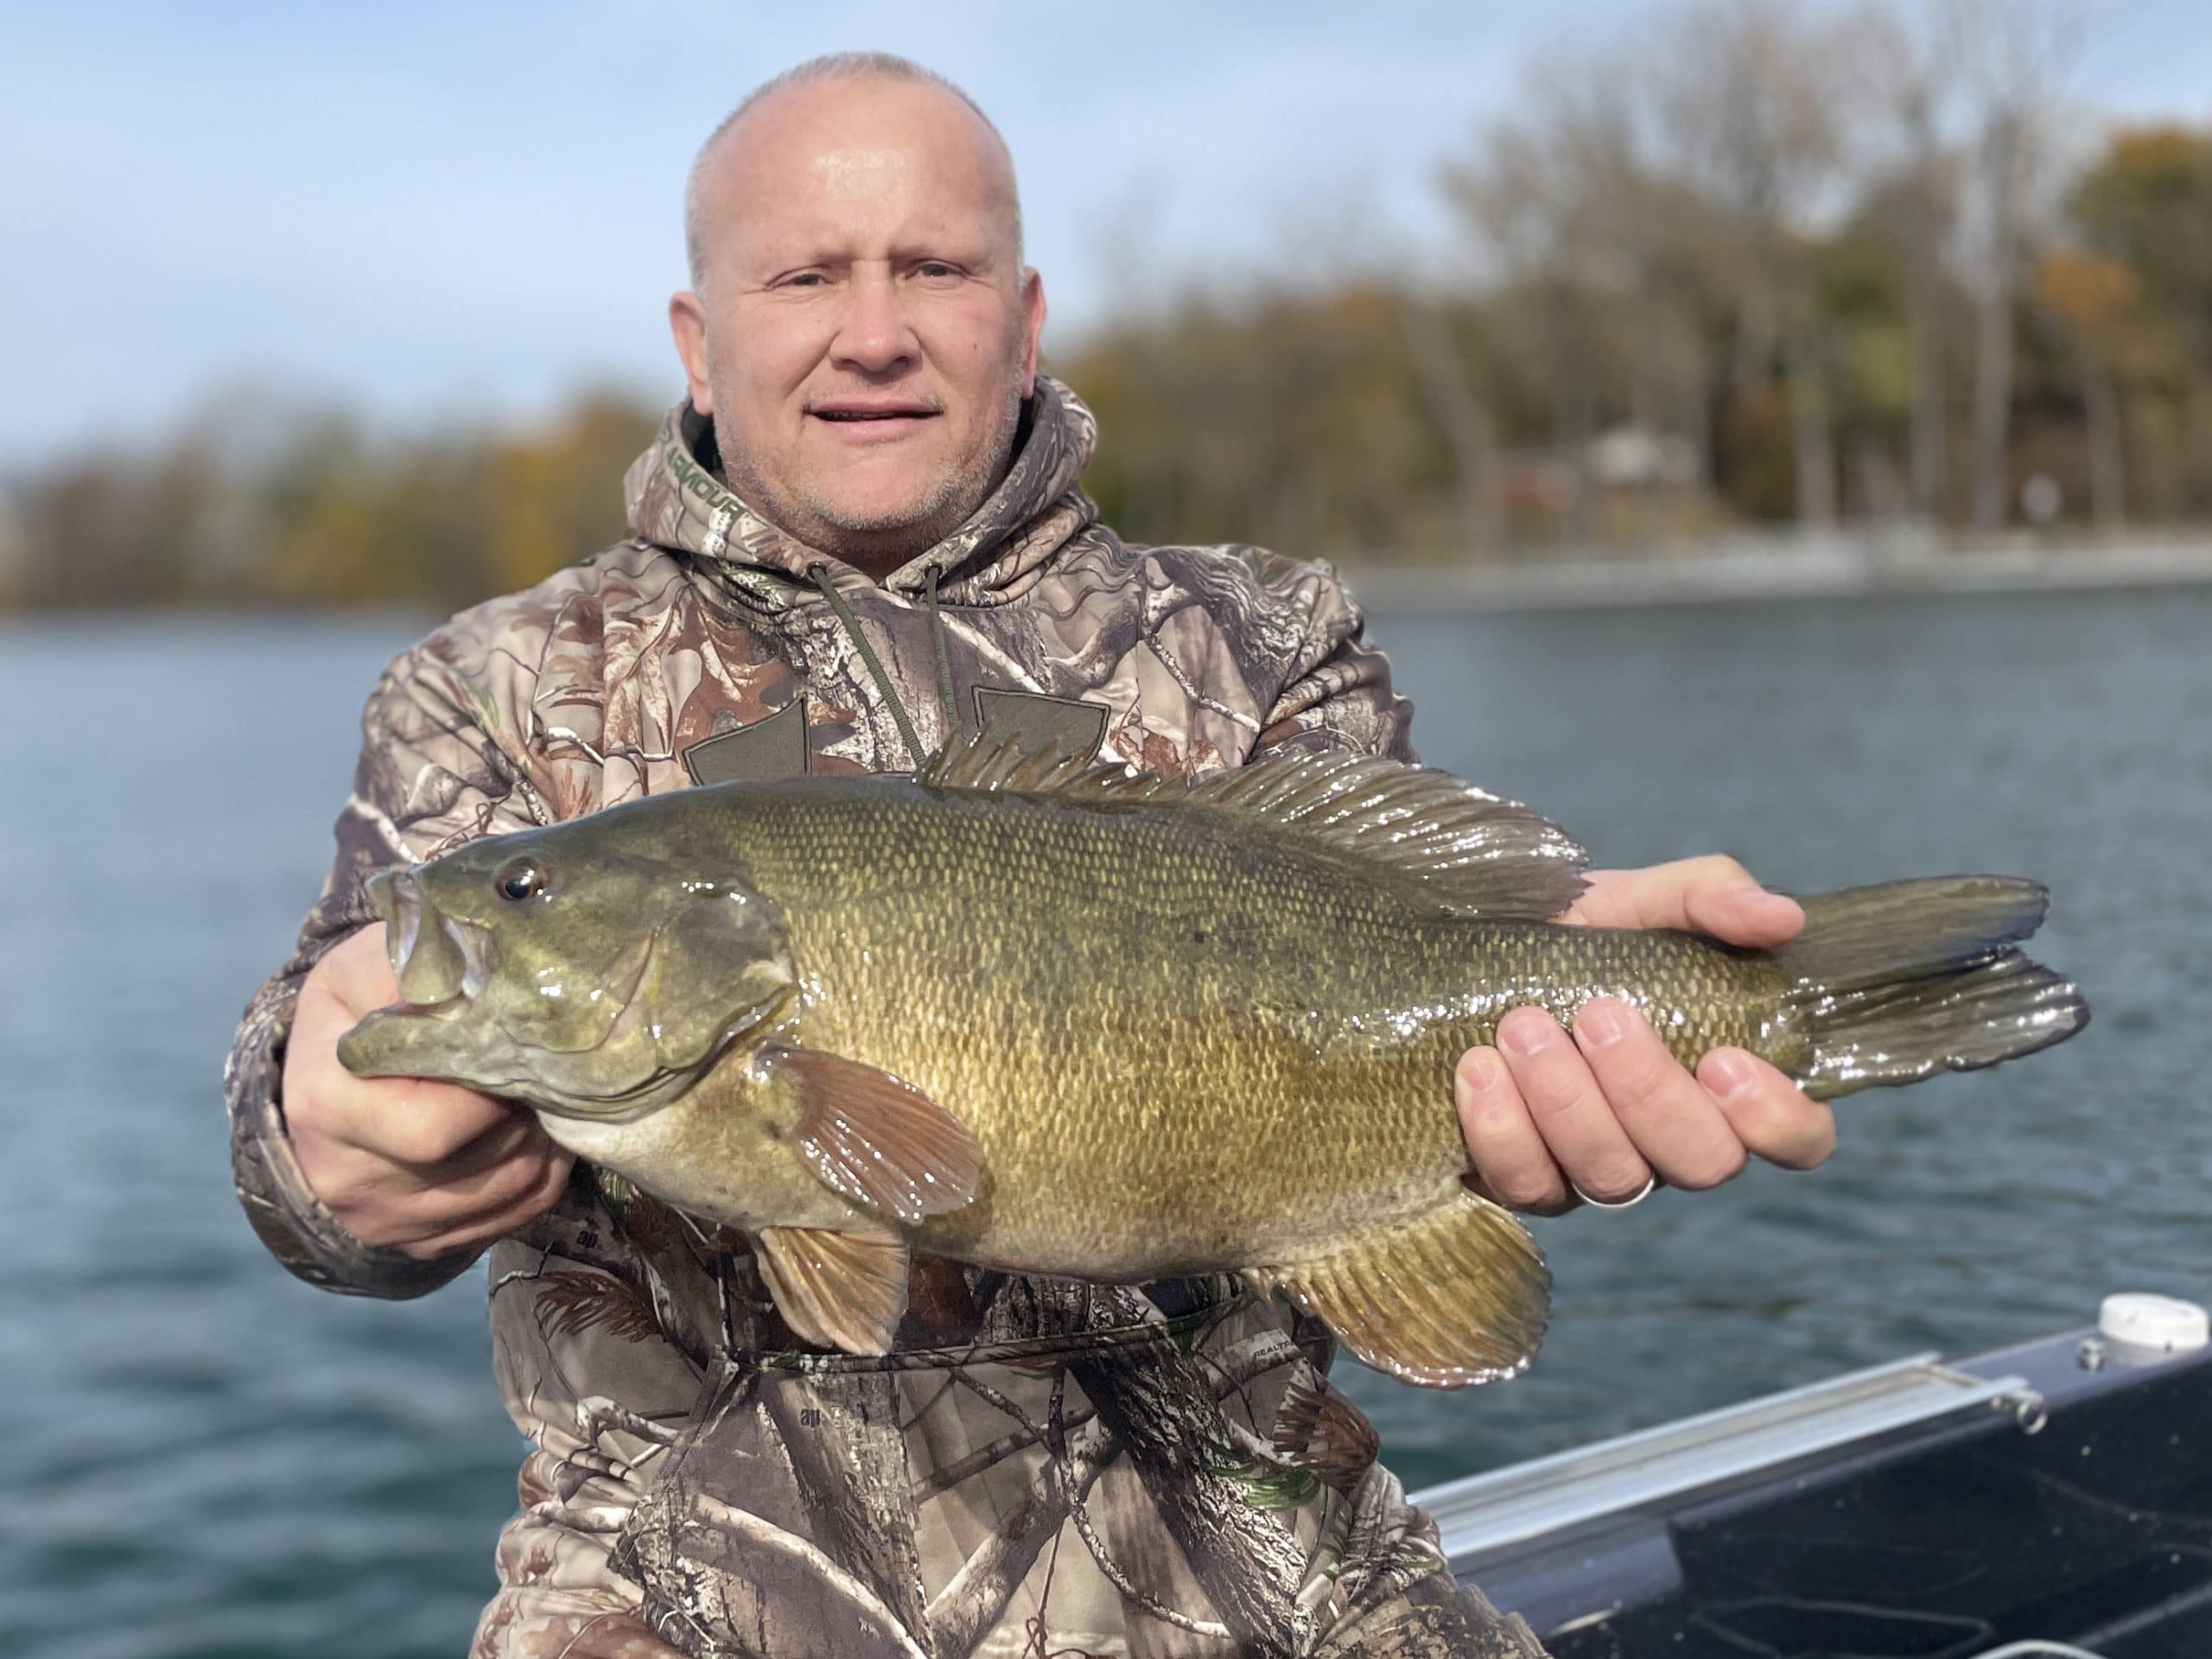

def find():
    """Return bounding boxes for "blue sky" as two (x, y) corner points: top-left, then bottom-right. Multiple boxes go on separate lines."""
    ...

(3, 0), (2207, 468)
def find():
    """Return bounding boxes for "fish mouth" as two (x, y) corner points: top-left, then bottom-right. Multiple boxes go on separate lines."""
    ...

(352, 868), (791, 1121)
(361, 862), (657, 1061)
(368, 868), (497, 1007)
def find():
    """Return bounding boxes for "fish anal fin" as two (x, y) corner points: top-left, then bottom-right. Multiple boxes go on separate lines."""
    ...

(918, 735), (1586, 921)
(754, 1225), (910, 1356)
(762, 1047), (983, 1224)
(1245, 1190), (1551, 1389)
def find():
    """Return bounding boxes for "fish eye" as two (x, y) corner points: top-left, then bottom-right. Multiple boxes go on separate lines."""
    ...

(494, 859), (549, 902)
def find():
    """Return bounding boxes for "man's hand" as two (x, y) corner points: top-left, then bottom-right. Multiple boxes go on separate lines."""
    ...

(282, 924), (573, 1260)
(1456, 856), (1836, 1216)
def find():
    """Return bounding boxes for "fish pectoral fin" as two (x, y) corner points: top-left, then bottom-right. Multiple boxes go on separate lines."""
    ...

(761, 1046), (984, 1224)
(754, 1225), (911, 1356)
(1243, 1189), (1551, 1389)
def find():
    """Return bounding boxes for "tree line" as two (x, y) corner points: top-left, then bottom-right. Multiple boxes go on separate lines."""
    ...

(1066, 0), (2212, 562)
(5, 0), (2209, 611)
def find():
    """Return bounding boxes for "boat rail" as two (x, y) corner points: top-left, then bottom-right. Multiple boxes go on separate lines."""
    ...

(1419, 1351), (2038, 1564)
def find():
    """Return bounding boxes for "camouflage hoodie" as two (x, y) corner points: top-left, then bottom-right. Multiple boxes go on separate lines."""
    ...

(226, 377), (1549, 1659)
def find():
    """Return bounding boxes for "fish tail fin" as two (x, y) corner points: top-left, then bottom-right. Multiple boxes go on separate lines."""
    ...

(1781, 877), (2088, 1100)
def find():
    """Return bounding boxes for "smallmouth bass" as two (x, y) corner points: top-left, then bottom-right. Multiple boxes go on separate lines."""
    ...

(339, 743), (2087, 1386)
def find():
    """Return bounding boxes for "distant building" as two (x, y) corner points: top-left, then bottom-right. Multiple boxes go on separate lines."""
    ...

(1489, 428), (1703, 518)
(1586, 427), (1699, 490)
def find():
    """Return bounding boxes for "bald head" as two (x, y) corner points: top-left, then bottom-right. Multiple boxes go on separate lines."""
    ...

(683, 54), (1024, 296)
(664, 52), (1048, 575)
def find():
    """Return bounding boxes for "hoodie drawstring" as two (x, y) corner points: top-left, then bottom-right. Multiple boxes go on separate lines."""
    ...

(925, 565), (961, 743)
(807, 563), (938, 771)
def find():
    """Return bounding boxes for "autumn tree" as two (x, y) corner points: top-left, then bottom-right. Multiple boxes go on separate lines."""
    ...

(2069, 124), (2212, 517)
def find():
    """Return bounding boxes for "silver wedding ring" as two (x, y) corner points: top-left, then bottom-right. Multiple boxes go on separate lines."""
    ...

(1571, 1173), (1659, 1210)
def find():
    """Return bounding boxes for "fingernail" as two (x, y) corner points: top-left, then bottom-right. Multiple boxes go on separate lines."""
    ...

(1704, 1051), (1756, 1099)
(1498, 1014), (1553, 1058)
(1462, 1050), (1504, 1091)
(1576, 1000), (1628, 1047)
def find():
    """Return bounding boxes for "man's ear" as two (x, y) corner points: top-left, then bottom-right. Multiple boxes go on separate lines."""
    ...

(1018, 269), (1047, 397)
(669, 291), (715, 415)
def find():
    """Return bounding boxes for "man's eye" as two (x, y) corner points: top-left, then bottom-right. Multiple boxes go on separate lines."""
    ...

(913, 263), (959, 280)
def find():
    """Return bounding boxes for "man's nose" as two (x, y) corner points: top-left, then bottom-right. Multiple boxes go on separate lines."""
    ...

(828, 268), (919, 375)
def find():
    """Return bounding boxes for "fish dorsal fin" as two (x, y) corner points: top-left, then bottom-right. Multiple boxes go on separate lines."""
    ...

(917, 734), (1163, 799)
(918, 736), (1588, 921)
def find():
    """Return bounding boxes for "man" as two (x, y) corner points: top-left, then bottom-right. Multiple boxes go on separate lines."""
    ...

(228, 54), (1833, 1659)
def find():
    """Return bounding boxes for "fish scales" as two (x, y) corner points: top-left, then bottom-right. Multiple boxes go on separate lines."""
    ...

(338, 745), (2085, 1383)
(663, 779), (1788, 1277)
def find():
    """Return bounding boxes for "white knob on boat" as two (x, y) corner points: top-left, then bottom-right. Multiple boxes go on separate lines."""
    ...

(2096, 1292), (2209, 1358)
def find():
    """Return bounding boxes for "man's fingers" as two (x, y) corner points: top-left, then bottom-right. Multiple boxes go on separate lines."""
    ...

(1699, 1049), (1836, 1170)
(398, 1151), (577, 1261)
(398, 1113), (555, 1196)
(1562, 857), (1803, 949)
(1571, 1000), (1745, 1191)
(1454, 1047), (1572, 1215)
(375, 1097), (541, 1176)
(398, 1137), (572, 1225)
(1679, 876), (1805, 950)
(437, 1110), (547, 1179)
(303, 1123), (524, 1221)
(1458, 1004), (1834, 1225)
(306, 922), (403, 1015)
(1495, 1006), (1653, 1204)
(311, 1070), (517, 1167)
(326, 1136), (575, 1253)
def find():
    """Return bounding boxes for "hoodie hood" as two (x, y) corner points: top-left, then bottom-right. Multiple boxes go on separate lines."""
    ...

(623, 373), (1101, 611)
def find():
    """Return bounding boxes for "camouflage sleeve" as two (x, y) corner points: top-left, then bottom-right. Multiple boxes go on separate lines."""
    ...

(1249, 559), (1418, 764)
(226, 636), (552, 1298)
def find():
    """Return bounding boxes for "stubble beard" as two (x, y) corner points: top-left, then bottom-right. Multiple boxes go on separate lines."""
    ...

(708, 336), (1030, 568)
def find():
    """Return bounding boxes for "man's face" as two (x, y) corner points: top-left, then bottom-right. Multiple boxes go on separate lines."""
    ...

(671, 78), (1046, 573)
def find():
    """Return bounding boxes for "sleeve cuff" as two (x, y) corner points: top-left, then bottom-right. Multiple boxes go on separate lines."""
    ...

(226, 974), (482, 1300)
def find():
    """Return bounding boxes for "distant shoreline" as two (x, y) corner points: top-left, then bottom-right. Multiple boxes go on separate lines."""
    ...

(1349, 537), (2212, 613)
(7, 539), (2212, 622)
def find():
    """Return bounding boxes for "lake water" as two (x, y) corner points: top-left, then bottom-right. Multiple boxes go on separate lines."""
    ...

(3, 590), (2206, 1657)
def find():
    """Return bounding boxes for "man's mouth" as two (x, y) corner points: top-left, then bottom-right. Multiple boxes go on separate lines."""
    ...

(808, 399), (941, 429)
